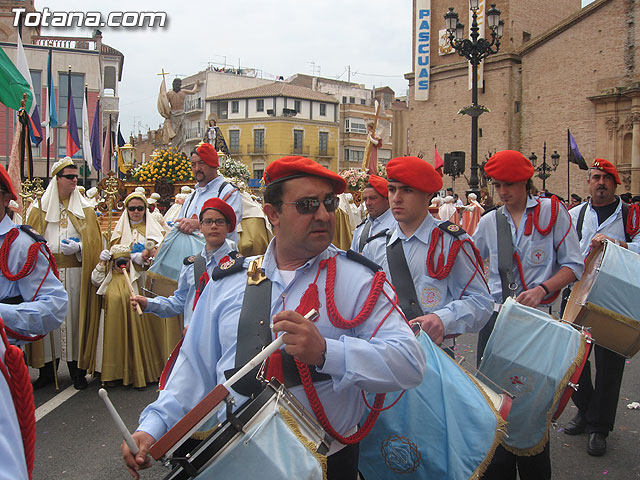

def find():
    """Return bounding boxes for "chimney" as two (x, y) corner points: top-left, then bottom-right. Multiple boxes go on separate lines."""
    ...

(312, 77), (318, 91)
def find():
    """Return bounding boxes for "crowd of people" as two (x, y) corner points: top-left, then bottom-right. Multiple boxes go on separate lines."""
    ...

(0, 147), (637, 480)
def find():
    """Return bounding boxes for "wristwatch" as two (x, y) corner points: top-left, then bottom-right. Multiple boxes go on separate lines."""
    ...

(316, 348), (327, 370)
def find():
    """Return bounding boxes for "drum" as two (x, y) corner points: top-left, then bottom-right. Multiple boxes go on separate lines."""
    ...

(161, 380), (330, 480)
(360, 331), (508, 480)
(479, 298), (590, 455)
(563, 240), (640, 358)
(147, 227), (205, 292)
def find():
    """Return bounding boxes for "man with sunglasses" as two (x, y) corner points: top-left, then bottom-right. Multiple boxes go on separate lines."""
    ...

(175, 143), (242, 243)
(366, 156), (493, 346)
(131, 198), (237, 328)
(123, 156), (425, 480)
(25, 158), (102, 391)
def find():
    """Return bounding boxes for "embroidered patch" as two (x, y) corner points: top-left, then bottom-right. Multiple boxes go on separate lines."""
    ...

(380, 435), (421, 474)
(420, 287), (441, 309)
(530, 248), (546, 265)
(446, 224), (460, 233)
(505, 370), (532, 395)
(220, 259), (235, 270)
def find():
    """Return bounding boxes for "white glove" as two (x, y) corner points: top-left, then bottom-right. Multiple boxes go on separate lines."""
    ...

(131, 252), (145, 266)
(60, 239), (81, 256)
(100, 249), (112, 262)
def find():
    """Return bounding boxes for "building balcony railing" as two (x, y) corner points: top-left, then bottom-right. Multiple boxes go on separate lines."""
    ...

(184, 98), (204, 114)
(291, 145), (310, 155)
(228, 144), (242, 155)
(185, 127), (204, 142)
(316, 147), (335, 157)
(247, 144), (267, 155)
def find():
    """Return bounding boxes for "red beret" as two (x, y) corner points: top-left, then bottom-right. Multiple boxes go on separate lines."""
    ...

(0, 164), (16, 201)
(367, 174), (388, 198)
(196, 143), (219, 168)
(591, 158), (621, 185)
(263, 156), (346, 194)
(201, 197), (236, 232)
(386, 156), (443, 193)
(484, 150), (534, 183)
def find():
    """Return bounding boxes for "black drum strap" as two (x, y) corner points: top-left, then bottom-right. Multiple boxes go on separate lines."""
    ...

(496, 206), (516, 302)
(358, 220), (372, 253)
(386, 237), (423, 320)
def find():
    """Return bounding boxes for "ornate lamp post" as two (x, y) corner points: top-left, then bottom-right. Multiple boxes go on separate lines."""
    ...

(118, 142), (137, 176)
(528, 142), (560, 191)
(444, 2), (503, 196)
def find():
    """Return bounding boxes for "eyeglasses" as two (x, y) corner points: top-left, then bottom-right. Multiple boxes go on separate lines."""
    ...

(60, 174), (78, 180)
(127, 205), (145, 212)
(201, 218), (228, 227)
(280, 196), (339, 215)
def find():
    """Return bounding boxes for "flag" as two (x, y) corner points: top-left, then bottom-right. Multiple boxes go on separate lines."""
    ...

(89, 98), (102, 171)
(8, 123), (23, 210)
(66, 70), (80, 157)
(0, 45), (32, 110)
(18, 110), (34, 179)
(568, 130), (588, 170)
(434, 147), (444, 177)
(45, 48), (57, 142)
(116, 123), (127, 175)
(102, 114), (113, 173)
(81, 91), (92, 173)
(16, 33), (42, 146)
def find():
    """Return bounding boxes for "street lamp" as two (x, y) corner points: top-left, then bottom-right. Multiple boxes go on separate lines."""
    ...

(528, 142), (560, 191)
(444, 2), (502, 196)
(119, 143), (137, 175)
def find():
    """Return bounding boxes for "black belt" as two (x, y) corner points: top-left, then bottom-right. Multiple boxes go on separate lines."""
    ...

(0, 295), (23, 305)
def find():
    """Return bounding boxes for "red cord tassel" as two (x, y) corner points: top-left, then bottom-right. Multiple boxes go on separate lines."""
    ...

(265, 349), (284, 383)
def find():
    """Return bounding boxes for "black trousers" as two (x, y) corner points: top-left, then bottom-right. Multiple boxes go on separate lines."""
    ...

(571, 344), (626, 434)
(481, 442), (550, 480)
(327, 442), (359, 480)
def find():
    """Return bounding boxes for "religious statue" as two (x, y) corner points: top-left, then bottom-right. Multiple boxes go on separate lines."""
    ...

(165, 78), (201, 150)
(204, 118), (230, 155)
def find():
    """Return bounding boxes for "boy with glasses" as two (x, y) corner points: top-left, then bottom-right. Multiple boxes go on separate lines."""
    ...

(25, 158), (102, 390)
(131, 198), (237, 328)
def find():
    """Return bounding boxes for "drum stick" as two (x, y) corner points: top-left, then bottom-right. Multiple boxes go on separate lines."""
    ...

(98, 388), (139, 455)
(115, 259), (144, 315)
(222, 309), (318, 390)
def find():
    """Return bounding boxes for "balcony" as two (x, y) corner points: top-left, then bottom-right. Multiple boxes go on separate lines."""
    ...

(185, 98), (204, 114)
(247, 144), (268, 155)
(185, 127), (204, 142)
(290, 145), (310, 156)
(316, 147), (335, 158)
(228, 144), (243, 155)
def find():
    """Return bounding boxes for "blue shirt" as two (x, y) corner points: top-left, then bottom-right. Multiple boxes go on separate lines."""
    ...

(0, 216), (67, 343)
(367, 214), (493, 335)
(143, 241), (233, 326)
(179, 176), (243, 243)
(569, 199), (640, 258)
(473, 196), (584, 303)
(351, 208), (395, 256)
(137, 240), (425, 442)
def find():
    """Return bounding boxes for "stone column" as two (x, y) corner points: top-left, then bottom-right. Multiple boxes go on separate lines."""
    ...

(632, 110), (640, 193)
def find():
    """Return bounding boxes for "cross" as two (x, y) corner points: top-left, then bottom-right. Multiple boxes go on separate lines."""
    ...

(157, 68), (170, 79)
(535, 251), (543, 261)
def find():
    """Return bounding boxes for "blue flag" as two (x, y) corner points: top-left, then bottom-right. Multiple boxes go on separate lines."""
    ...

(90, 98), (102, 171)
(568, 130), (588, 170)
(46, 48), (57, 136)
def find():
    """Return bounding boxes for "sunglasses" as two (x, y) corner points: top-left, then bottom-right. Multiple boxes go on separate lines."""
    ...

(60, 174), (78, 180)
(281, 196), (339, 215)
(127, 205), (145, 212)
(201, 218), (228, 227)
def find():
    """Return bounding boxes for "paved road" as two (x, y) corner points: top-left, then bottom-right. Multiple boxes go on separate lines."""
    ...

(31, 336), (640, 480)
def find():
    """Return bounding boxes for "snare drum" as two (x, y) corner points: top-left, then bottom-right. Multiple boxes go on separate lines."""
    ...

(161, 380), (330, 480)
(360, 331), (508, 480)
(563, 241), (640, 358)
(479, 298), (589, 454)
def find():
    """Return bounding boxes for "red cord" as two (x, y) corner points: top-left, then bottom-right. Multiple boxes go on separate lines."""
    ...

(0, 319), (35, 479)
(426, 228), (485, 280)
(627, 204), (640, 238)
(524, 196), (560, 237)
(513, 253), (560, 304)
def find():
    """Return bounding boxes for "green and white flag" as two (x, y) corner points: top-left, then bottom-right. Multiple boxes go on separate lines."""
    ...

(0, 45), (32, 111)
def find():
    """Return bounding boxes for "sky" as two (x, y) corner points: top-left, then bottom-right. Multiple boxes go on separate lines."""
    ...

(35, 0), (594, 138)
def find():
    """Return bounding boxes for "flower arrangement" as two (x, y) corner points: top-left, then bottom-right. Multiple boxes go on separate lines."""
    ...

(131, 147), (193, 183)
(457, 104), (491, 116)
(377, 163), (387, 178)
(339, 168), (369, 192)
(219, 155), (251, 186)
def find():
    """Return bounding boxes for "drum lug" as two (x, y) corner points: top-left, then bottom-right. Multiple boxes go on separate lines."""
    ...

(225, 396), (246, 433)
(170, 455), (199, 478)
(568, 382), (579, 391)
